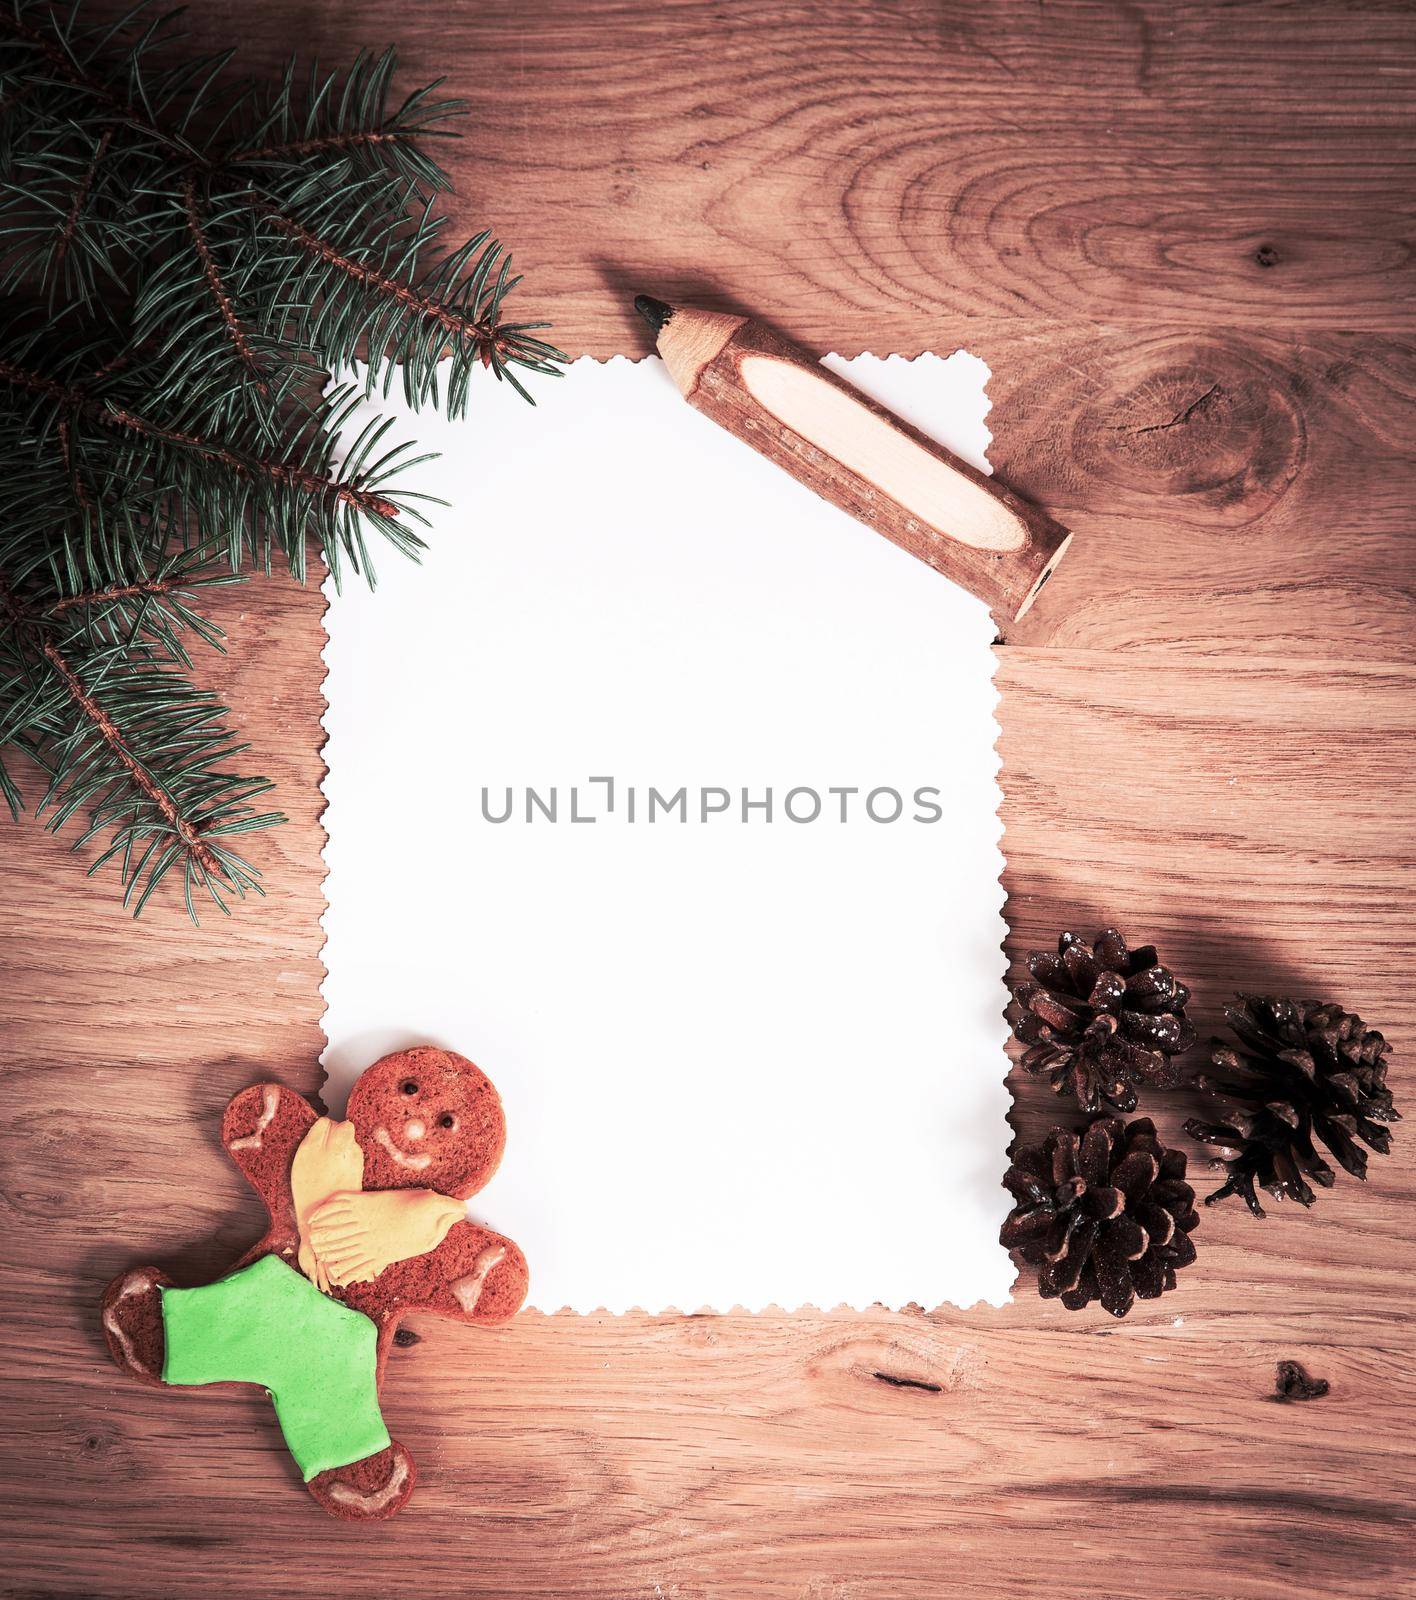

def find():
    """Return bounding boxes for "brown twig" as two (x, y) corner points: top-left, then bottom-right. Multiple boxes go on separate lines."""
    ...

(56, 415), (91, 511)
(49, 578), (179, 613)
(87, 348), (131, 385)
(0, 355), (80, 405)
(227, 127), (416, 164)
(250, 196), (499, 364)
(181, 175), (269, 394)
(0, 575), (222, 876)
(54, 126), (111, 270)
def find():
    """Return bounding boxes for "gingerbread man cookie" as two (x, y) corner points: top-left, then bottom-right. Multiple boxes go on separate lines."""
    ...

(101, 1047), (528, 1520)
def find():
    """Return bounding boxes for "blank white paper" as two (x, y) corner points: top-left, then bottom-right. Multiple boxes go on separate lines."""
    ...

(320, 351), (1015, 1312)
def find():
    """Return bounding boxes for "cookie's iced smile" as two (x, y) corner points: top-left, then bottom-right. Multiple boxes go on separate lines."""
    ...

(373, 1124), (431, 1171)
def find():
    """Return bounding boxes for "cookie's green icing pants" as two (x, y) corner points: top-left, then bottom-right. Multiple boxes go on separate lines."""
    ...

(160, 1253), (391, 1481)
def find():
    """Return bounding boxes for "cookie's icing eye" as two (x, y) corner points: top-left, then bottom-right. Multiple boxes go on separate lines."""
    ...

(400, 1080), (418, 1095)
(439, 1113), (457, 1131)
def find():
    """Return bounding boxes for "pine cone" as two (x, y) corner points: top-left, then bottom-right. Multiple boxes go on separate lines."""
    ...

(1008, 929), (1197, 1114)
(1184, 996), (1399, 1216)
(1000, 1116), (1200, 1318)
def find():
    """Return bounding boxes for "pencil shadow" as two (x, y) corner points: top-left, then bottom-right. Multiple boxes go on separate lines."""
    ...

(588, 257), (804, 357)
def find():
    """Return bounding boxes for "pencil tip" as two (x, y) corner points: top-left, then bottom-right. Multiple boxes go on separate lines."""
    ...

(633, 294), (675, 334)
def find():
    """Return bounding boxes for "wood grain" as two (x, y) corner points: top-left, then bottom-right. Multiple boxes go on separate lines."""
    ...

(3, 2), (1415, 1596)
(166, 0), (1416, 343)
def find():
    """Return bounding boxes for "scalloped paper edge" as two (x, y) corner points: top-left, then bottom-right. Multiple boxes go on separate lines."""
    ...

(316, 351), (1016, 1316)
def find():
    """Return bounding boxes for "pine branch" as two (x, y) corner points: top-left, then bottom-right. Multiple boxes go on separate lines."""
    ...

(1, 343), (398, 512)
(0, 5), (204, 161)
(249, 181), (564, 412)
(252, 196), (504, 361)
(52, 123), (108, 269)
(180, 173), (269, 393)
(0, 344), (415, 578)
(2, 12), (123, 107)
(0, 0), (563, 919)
(1, 564), (279, 913)
(43, 542), (243, 665)
(103, 398), (401, 520)
(218, 48), (462, 191)
(2, 578), (222, 875)
(230, 126), (428, 165)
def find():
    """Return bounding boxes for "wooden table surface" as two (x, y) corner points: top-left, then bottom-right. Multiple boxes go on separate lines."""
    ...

(3, 3), (1414, 1595)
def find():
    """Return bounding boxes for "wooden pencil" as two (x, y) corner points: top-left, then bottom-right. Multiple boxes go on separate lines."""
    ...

(634, 295), (1072, 620)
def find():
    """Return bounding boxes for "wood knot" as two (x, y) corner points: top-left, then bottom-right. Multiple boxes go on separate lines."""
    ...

(1254, 244), (1280, 269)
(1272, 1359), (1329, 1401)
(72, 1419), (133, 1479)
(1073, 341), (1305, 526)
(393, 1326), (421, 1348)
